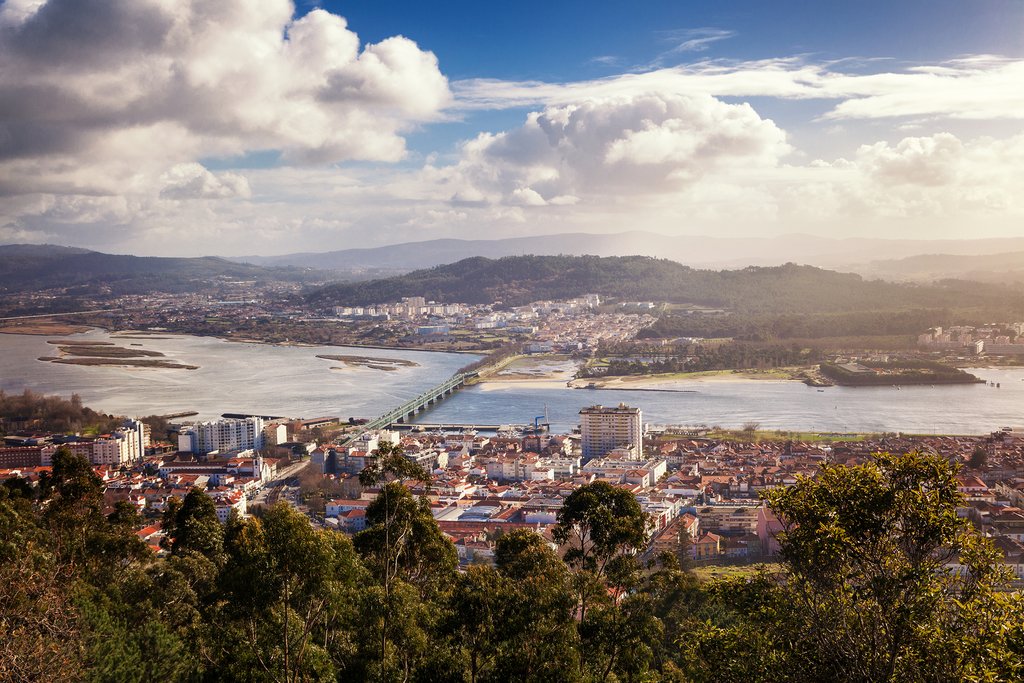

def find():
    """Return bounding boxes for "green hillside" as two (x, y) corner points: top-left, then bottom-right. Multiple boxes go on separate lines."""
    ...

(307, 254), (1022, 314)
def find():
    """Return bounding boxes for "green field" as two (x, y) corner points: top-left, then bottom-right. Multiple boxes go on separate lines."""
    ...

(690, 562), (782, 583)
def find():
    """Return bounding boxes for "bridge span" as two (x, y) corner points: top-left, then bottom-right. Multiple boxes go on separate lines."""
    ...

(342, 371), (476, 445)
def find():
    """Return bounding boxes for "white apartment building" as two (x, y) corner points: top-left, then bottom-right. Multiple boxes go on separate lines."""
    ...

(579, 404), (643, 461)
(178, 417), (265, 455)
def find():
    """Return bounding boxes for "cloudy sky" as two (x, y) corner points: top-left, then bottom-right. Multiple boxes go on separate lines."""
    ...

(1, 0), (1023, 256)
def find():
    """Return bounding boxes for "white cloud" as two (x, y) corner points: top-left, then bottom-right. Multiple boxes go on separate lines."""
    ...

(435, 93), (790, 207)
(159, 163), (252, 200)
(1, 3), (1022, 255)
(453, 55), (1024, 122)
(0, 0), (453, 251)
(656, 28), (736, 55)
(0, 0), (450, 193)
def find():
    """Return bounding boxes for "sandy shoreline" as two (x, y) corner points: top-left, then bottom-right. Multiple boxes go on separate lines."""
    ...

(0, 323), (93, 335)
(480, 368), (803, 389)
(571, 370), (801, 389)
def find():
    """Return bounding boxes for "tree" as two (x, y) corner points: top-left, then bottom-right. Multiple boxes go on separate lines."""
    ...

(441, 564), (509, 683)
(0, 498), (84, 680)
(214, 503), (365, 682)
(491, 530), (580, 681)
(553, 481), (647, 620)
(553, 481), (648, 576)
(353, 443), (457, 681)
(968, 444), (988, 470)
(41, 446), (106, 568)
(162, 488), (225, 564)
(755, 451), (1024, 682)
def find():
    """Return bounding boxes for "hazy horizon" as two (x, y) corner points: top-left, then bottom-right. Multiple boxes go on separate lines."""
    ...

(2, 0), (1023, 256)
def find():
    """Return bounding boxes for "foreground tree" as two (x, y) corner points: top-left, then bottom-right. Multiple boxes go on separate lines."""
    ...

(553, 481), (647, 622)
(683, 451), (1024, 682)
(354, 444), (457, 681)
(214, 503), (365, 682)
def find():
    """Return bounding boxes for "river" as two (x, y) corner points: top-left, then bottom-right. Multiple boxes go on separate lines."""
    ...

(0, 329), (477, 421)
(1, 330), (1021, 434)
(416, 365), (1024, 435)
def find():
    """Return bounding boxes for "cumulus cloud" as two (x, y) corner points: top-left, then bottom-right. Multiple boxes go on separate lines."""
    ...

(159, 163), (251, 200)
(0, 0), (450, 195)
(0, 0), (454, 251)
(435, 93), (790, 206)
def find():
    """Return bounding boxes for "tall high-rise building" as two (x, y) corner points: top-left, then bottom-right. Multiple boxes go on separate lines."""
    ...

(579, 404), (643, 461)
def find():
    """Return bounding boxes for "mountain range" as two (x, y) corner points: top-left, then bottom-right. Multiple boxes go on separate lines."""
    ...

(235, 231), (1024, 279)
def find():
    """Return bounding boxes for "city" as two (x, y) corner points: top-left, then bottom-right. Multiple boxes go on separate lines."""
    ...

(3, 400), (1024, 578)
(3, 0), (1024, 680)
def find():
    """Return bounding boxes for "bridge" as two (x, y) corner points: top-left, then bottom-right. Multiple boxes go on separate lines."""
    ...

(341, 371), (476, 445)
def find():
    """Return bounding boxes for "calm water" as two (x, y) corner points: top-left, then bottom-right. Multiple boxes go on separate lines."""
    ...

(1, 330), (1022, 434)
(414, 367), (1024, 435)
(0, 329), (477, 421)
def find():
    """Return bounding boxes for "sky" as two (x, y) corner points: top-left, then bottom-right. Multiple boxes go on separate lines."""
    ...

(1, 0), (1023, 256)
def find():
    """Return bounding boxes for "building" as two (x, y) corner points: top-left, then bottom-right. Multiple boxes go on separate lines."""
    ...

(178, 417), (265, 455)
(579, 404), (643, 461)
(263, 422), (288, 447)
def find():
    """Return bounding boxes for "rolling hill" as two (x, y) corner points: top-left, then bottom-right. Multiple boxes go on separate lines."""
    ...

(306, 254), (1023, 315)
(238, 232), (1024, 274)
(0, 244), (328, 294)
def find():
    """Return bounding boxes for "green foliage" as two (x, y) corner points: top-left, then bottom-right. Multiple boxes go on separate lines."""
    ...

(308, 256), (1024, 324)
(4, 440), (1022, 682)
(677, 451), (1024, 683)
(163, 488), (225, 564)
(554, 480), (648, 575)
(0, 389), (122, 437)
(212, 503), (365, 681)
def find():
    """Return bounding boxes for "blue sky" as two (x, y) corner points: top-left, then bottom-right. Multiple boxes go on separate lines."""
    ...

(1, 0), (1023, 255)
(328, 1), (1024, 77)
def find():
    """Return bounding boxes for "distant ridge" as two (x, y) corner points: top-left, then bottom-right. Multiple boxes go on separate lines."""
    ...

(306, 254), (1023, 314)
(854, 251), (1024, 284)
(0, 244), (325, 294)
(234, 232), (1024, 275)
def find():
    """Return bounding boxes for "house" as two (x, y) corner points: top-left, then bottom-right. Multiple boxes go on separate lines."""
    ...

(693, 531), (721, 559)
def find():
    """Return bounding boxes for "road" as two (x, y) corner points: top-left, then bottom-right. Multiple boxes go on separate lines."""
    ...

(251, 459), (310, 509)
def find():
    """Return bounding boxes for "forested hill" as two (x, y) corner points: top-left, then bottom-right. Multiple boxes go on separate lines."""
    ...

(306, 254), (1022, 315)
(0, 244), (325, 294)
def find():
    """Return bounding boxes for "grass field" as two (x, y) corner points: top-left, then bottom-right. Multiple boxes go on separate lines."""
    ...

(690, 562), (782, 583)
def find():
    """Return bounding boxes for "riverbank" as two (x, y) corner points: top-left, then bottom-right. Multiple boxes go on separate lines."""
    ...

(567, 368), (808, 390)
(472, 355), (577, 384)
(0, 322), (92, 335)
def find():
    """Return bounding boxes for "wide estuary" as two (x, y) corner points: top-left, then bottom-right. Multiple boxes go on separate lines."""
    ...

(1, 330), (1022, 434)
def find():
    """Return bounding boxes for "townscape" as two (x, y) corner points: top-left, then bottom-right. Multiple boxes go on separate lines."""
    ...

(4, 0), (1024, 679)
(4, 403), (1024, 580)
